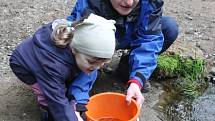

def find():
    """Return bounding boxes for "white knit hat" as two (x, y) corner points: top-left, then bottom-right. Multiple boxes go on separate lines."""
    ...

(70, 13), (116, 58)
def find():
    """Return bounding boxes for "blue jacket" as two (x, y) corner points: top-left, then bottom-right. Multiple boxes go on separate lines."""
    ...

(67, 0), (164, 87)
(10, 23), (97, 121)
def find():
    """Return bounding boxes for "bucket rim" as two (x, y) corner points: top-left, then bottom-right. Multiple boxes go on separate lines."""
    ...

(86, 92), (140, 121)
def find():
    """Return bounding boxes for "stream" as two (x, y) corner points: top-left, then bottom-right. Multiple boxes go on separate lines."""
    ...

(160, 82), (215, 121)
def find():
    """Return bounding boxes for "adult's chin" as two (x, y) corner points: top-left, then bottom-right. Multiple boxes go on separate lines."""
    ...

(116, 7), (132, 15)
(118, 11), (132, 16)
(83, 69), (94, 74)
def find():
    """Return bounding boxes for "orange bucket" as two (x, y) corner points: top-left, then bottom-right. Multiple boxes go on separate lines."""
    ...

(86, 92), (140, 121)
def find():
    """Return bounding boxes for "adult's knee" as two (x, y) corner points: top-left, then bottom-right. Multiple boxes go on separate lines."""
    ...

(162, 16), (179, 42)
(161, 16), (179, 53)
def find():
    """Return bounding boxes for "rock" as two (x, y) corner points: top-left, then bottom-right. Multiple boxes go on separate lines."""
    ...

(209, 67), (215, 76)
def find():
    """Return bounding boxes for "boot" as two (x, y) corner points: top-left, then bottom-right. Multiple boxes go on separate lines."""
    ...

(39, 106), (54, 121)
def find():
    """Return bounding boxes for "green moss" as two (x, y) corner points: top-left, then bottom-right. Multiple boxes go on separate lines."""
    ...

(157, 55), (179, 76)
(178, 78), (200, 99)
(155, 54), (207, 99)
(176, 58), (204, 81)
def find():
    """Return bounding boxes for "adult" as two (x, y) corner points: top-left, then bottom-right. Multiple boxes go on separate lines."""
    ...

(67, 0), (178, 107)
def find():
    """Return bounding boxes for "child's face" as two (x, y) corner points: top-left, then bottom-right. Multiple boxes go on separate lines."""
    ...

(74, 52), (110, 74)
(110, 0), (139, 15)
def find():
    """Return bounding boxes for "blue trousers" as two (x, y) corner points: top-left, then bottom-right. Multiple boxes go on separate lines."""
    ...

(161, 16), (179, 53)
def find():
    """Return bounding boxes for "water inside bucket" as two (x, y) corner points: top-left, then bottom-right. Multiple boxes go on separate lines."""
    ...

(97, 117), (123, 121)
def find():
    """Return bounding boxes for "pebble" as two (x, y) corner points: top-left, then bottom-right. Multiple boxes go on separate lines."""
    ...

(22, 113), (26, 116)
(209, 67), (215, 76)
(185, 16), (193, 20)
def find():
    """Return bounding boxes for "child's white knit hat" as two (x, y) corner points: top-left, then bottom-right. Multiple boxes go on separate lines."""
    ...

(70, 13), (116, 58)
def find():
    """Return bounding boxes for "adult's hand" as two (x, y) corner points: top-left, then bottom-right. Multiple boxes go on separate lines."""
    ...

(126, 83), (144, 107)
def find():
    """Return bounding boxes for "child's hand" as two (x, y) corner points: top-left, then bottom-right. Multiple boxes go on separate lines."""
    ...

(75, 111), (84, 121)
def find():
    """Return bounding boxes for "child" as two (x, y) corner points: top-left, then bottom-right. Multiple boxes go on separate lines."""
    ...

(9, 13), (116, 121)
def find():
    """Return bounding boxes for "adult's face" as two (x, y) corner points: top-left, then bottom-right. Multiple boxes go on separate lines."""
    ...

(110, 0), (139, 16)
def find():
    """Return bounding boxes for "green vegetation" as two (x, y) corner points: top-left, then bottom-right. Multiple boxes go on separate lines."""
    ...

(155, 54), (207, 99)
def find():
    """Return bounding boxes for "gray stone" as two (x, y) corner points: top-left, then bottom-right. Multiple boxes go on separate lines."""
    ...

(209, 67), (215, 76)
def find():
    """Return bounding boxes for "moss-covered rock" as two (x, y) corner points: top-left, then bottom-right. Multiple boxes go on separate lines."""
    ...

(154, 53), (207, 99)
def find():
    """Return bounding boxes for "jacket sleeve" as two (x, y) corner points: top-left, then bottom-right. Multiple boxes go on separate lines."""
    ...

(129, 0), (164, 87)
(35, 49), (78, 121)
(68, 71), (97, 104)
(67, 0), (88, 21)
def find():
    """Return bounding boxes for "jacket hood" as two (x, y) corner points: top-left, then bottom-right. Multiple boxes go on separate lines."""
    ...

(33, 23), (75, 65)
